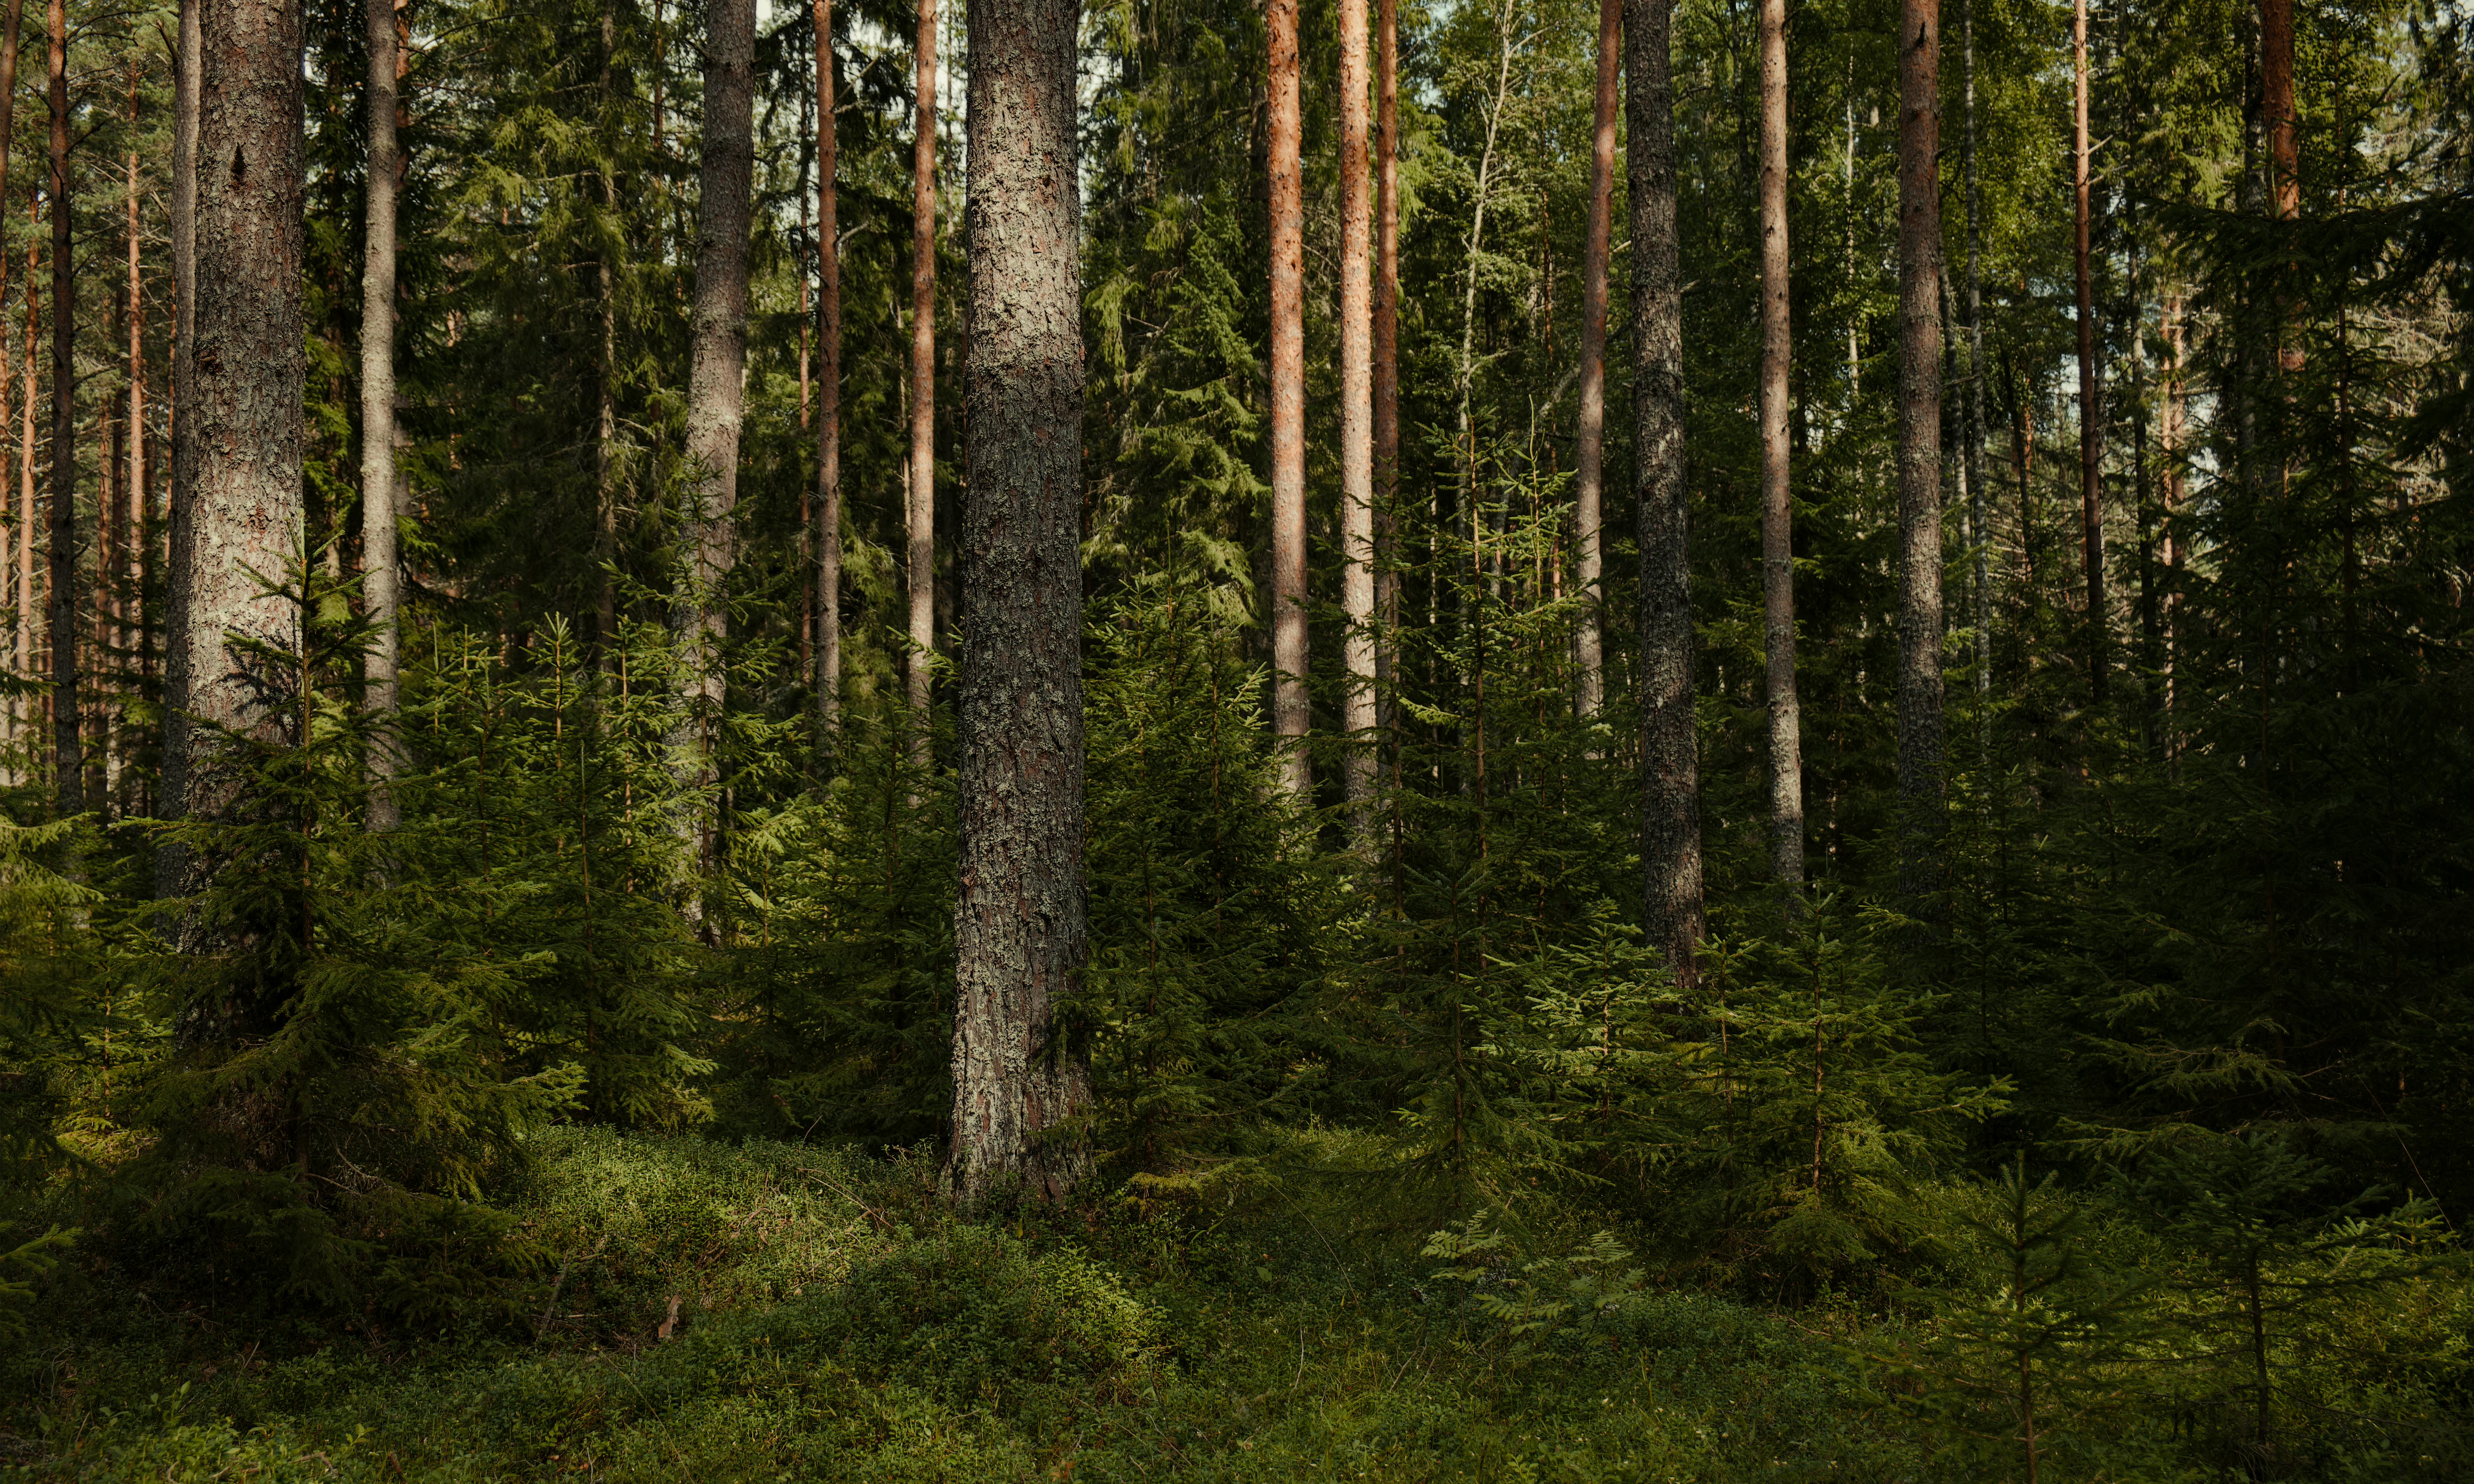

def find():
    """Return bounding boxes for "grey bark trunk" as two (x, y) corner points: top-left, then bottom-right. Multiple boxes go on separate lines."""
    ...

(160, 0), (306, 949)
(814, 0), (841, 768)
(44, 0), (74, 817)
(1628, 0), (1700, 982)
(906, 0), (936, 759)
(1338, 0), (1373, 837)
(1372, 0), (1398, 769)
(1894, 0), (1944, 891)
(1756, 0), (1803, 893)
(674, 0), (755, 872)
(1267, 0), (1307, 799)
(1572, 0), (1616, 721)
(946, 0), (1090, 1207)
(359, 0), (401, 831)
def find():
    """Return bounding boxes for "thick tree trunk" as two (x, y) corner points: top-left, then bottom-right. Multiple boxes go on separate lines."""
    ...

(906, 0), (936, 755)
(359, 0), (401, 831)
(1628, 0), (1700, 982)
(1337, 0), (1373, 835)
(160, 0), (306, 944)
(814, 0), (841, 766)
(946, 0), (1090, 1207)
(1893, 0), (1944, 890)
(1755, 0), (1802, 893)
(1267, 0), (1307, 800)
(2072, 0), (2105, 703)
(45, 0), (75, 818)
(1573, 0), (1616, 722)
(1962, 0), (1988, 709)
(163, 0), (198, 869)
(674, 0), (755, 871)
(1373, 0), (1398, 773)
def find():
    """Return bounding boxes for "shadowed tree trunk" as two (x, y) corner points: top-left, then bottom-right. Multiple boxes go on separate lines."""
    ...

(1338, 0), (1373, 837)
(1756, 0), (1802, 895)
(359, 0), (402, 831)
(814, 0), (841, 768)
(595, 3), (617, 652)
(674, 0), (755, 876)
(44, 0), (75, 818)
(946, 0), (1091, 1207)
(2072, 0), (2105, 703)
(1267, 0), (1307, 800)
(0, 0), (22, 764)
(905, 0), (936, 759)
(1573, 0), (1616, 722)
(1894, 0), (1944, 894)
(160, 0), (306, 980)
(1962, 0), (1988, 713)
(1373, 0), (1398, 771)
(1628, 0), (1701, 981)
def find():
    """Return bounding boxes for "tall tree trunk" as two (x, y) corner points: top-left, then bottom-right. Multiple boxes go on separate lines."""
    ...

(161, 0), (306, 967)
(0, 0), (20, 765)
(595, 3), (618, 652)
(2072, 0), (2105, 704)
(45, 0), (76, 819)
(1893, 0), (1944, 892)
(125, 66), (143, 794)
(359, 0), (402, 831)
(674, 0), (755, 875)
(1628, 0), (1700, 981)
(1573, 0), (1616, 721)
(2160, 291), (2184, 744)
(1337, 0), (1373, 836)
(14, 236), (31, 775)
(946, 0), (1090, 1207)
(1267, 0), (1307, 799)
(1961, 0), (1988, 711)
(1756, 0), (1802, 892)
(1372, 0), (1398, 778)
(905, 0), (936, 758)
(814, 0), (841, 767)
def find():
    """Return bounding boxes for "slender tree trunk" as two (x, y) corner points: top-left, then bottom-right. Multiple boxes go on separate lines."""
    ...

(1267, 0), (1307, 799)
(1337, 0), (1373, 836)
(161, 0), (306, 965)
(1756, 0), (1801, 893)
(814, 0), (841, 766)
(1962, 0), (1988, 712)
(1573, 0), (1616, 722)
(45, 0), (76, 819)
(14, 237), (31, 780)
(906, 0), (936, 756)
(359, 0), (402, 831)
(674, 0), (755, 875)
(2160, 291), (2184, 742)
(1373, 0), (1398, 772)
(0, 0), (20, 765)
(1629, 0), (1700, 982)
(2261, 0), (2297, 373)
(2072, 0), (2105, 704)
(595, 3), (618, 652)
(125, 68), (143, 794)
(163, 0), (198, 859)
(946, 0), (1090, 1207)
(1894, 0), (1944, 892)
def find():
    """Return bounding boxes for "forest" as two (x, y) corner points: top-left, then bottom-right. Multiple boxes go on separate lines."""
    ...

(0, 0), (2468, 1474)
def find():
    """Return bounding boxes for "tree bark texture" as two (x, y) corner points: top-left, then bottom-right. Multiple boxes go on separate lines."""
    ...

(2072, 0), (2105, 702)
(359, 0), (401, 831)
(1756, 0), (1803, 892)
(45, 0), (75, 816)
(675, 0), (755, 864)
(2261, 0), (2297, 221)
(14, 239), (32, 767)
(1267, 0), (1308, 800)
(1337, 0), (1373, 834)
(160, 0), (306, 918)
(947, 0), (1091, 1207)
(1962, 0), (1988, 707)
(1627, 0), (1701, 979)
(1573, 0), (1617, 722)
(0, 0), (21, 761)
(814, 0), (841, 764)
(1372, 0), (1398, 752)
(906, 0), (936, 750)
(1894, 0), (1944, 883)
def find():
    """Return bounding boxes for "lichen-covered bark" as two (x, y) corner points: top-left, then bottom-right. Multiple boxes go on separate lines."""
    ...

(1894, 0), (1945, 892)
(1337, 0), (1373, 834)
(673, 0), (754, 868)
(1756, 0), (1803, 893)
(359, 0), (401, 831)
(945, 0), (1089, 1208)
(1627, 0), (1700, 982)
(1266, 0), (1308, 800)
(1573, 0), (1616, 722)
(159, 0), (305, 942)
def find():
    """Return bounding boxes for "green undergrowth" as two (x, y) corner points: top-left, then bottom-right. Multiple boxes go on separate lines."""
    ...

(4, 1127), (2465, 1482)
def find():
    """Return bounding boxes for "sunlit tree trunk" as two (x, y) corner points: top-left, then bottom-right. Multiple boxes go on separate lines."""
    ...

(1572, 0), (1616, 722)
(1894, 0), (1944, 892)
(674, 0), (755, 875)
(906, 0), (936, 759)
(1961, 0), (1988, 714)
(44, 0), (75, 817)
(947, 0), (1090, 1207)
(0, 0), (20, 767)
(2072, 0), (2105, 703)
(2262, 0), (2298, 371)
(1756, 0), (1802, 893)
(1338, 0), (1373, 836)
(359, 0), (402, 831)
(124, 63), (143, 815)
(1628, 0), (1700, 980)
(1267, 0), (1307, 800)
(814, 0), (842, 768)
(161, 0), (306, 966)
